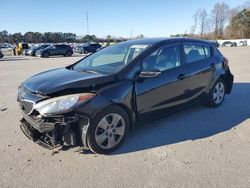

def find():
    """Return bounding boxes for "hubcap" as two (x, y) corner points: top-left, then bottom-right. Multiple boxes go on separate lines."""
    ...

(213, 82), (225, 104)
(95, 113), (125, 149)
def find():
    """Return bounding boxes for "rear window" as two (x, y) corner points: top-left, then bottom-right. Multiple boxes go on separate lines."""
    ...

(184, 44), (211, 63)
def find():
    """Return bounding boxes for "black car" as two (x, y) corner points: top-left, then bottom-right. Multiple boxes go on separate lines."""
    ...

(35, 44), (73, 58)
(26, 45), (50, 56)
(222, 41), (237, 47)
(79, 43), (102, 54)
(18, 38), (234, 154)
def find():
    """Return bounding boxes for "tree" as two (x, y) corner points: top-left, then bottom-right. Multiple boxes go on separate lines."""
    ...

(12, 32), (23, 43)
(24, 32), (34, 43)
(229, 9), (250, 38)
(191, 9), (200, 34)
(191, 9), (208, 36)
(106, 35), (112, 45)
(80, 35), (96, 43)
(211, 2), (230, 38)
(136, 34), (144, 39)
(0, 30), (9, 43)
(199, 9), (208, 35)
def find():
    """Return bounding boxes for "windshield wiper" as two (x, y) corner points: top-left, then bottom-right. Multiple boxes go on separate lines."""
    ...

(81, 69), (100, 74)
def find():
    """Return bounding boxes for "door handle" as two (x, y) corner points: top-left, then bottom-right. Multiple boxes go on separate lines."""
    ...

(177, 74), (185, 80)
(210, 63), (216, 68)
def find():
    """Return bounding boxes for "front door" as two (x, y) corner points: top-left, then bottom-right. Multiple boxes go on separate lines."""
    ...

(135, 43), (191, 120)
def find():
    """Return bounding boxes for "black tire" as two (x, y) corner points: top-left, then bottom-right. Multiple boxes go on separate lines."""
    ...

(84, 49), (88, 54)
(42, 52), (49, 58)
(86, 105), (129, 154)
(207, 78), (226, 107)
(66, 51), (72, 57)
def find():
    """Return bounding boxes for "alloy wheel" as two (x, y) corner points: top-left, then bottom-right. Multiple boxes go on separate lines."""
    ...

(95, 113), (125, 149)
(213, 82), (225, 104)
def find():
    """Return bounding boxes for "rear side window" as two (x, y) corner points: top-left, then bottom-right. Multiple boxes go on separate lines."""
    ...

(203, 46), (211, 57)
(184, 44), (211, 63)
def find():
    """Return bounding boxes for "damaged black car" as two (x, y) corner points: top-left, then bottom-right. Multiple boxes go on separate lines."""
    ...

(18, 38), (234, 154)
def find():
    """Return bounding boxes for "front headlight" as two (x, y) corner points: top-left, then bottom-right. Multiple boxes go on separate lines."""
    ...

(34, 93), (95, 115)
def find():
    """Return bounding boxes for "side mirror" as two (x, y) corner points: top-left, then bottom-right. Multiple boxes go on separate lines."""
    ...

(139, 69), (161, 78)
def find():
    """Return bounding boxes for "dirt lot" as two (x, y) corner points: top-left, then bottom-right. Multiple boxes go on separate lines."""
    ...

(0, 48), (250, 188)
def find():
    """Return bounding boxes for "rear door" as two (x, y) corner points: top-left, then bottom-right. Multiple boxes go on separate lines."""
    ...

(135, 43), (192, 119)
(88, 44), (96, 52)
(181, 42), (215, 99)
(57, 45), (66, 55)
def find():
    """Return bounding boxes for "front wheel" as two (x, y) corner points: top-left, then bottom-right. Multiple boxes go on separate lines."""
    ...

(86, 105), (129, 154)
(42, 52), (49, 58)
(207, 79), (226, 107)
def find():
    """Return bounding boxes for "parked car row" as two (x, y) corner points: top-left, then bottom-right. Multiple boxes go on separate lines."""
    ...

(22, 43), (102, 58)
(221, 40), (248, 47)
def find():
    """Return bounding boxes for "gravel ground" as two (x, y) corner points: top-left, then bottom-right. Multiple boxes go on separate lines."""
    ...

(0, 48), (250, 188)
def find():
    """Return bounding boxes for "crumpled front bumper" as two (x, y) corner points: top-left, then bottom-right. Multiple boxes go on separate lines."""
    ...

(20, 120), (55, 149)
(21, 110), (56, 133)
(19, 110), (89, 150)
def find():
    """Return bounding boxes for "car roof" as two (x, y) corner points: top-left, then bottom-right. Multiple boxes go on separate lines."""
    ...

(122, 37), (212, 46)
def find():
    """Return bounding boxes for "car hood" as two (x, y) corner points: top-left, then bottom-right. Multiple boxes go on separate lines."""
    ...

(22, 67), (115, 95)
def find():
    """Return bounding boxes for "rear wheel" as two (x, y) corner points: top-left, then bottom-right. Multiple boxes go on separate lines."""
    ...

(42, 52), (49, 58)
(86, 105), (129, 154)
(207, 79), (225, 107)
(66, 51), (72, 57)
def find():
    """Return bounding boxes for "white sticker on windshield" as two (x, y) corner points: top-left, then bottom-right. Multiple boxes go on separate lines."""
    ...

(130, 45), (148, 49)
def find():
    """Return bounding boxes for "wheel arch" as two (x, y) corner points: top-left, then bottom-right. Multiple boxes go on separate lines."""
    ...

(218, 75), (232, 94)
(91, 102), (134, 131)
(113, 103), (134, 131)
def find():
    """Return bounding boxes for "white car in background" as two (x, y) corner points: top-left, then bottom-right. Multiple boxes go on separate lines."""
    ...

(0, 44), (13, 56)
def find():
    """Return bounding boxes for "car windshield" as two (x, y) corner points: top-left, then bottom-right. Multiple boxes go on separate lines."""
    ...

(43, 45), (52, 49)
(72, 42), (150, 74)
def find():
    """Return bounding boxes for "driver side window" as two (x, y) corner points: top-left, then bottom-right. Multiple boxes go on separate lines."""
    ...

(142, 45), (181, 71)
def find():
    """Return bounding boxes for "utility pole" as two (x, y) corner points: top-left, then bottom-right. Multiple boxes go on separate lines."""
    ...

(84, 0), (89, 36)
(130, 28), (133, 39)
(86, 11), (89, 35)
